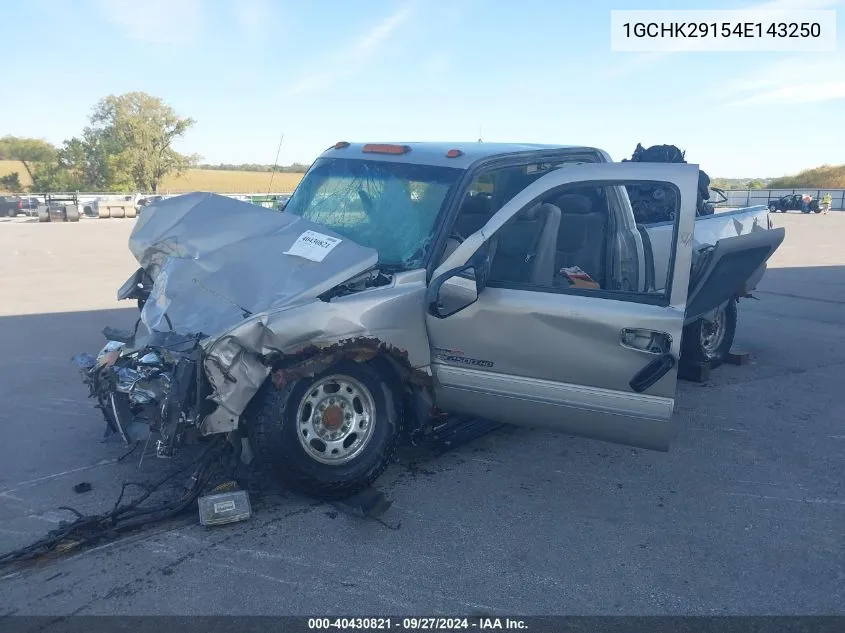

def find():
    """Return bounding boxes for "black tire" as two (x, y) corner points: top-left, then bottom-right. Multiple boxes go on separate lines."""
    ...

(246, 360), (401, 500)
(681, 298), (738, 370)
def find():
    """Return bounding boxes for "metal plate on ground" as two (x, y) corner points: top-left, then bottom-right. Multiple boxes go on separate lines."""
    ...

(198, 489), (252, 526)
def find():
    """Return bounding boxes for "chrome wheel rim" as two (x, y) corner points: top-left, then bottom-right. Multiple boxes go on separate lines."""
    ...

(295, 374), (376, 465)
(700, 307), (727, 358)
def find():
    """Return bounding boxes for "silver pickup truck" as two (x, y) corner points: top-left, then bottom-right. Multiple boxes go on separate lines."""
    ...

(75, 141), (784, 499)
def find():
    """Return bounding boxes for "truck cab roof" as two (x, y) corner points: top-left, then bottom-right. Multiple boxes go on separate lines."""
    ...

(317, 141), (611, 170)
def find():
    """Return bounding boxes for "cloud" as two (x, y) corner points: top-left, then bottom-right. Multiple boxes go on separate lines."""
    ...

(605, 0), (844, 78)
(422, 54), (451, 76)
(750, 0), (842, 8)
(287, 3), (415, 96)
(91, 0), (206, 45)
(723, 55), (845, 106)
(232, 0), (276, 33)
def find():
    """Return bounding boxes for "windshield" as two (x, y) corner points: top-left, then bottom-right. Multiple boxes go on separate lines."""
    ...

(284, 157), (463, 270)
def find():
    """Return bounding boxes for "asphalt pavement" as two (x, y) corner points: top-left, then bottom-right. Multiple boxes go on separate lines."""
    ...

(0, 212), (843, 616)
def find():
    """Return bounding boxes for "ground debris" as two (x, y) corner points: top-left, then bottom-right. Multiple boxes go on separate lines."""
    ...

(330, 487), (400, 530)
(0, 438), (236, 572)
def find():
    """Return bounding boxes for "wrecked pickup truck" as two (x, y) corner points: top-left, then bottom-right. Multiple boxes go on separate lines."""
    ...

(74, 142), (785, 500)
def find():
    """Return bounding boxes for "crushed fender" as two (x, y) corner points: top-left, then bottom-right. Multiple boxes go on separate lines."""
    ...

(270, 336), (432, 390)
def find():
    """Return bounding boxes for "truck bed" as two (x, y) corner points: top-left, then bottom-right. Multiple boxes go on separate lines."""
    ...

(640, 205), (771, 293)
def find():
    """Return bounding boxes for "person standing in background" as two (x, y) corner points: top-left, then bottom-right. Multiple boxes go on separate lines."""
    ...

(822, 192), (832, 214)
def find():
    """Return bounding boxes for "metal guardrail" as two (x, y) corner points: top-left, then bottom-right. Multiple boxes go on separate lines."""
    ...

(18, 191), (296, 215)
(21, 191), (297, 197)
(714, 188), (845, 210)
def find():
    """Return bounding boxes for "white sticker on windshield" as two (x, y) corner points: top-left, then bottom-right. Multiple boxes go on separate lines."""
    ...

(284, 230), (342, 262)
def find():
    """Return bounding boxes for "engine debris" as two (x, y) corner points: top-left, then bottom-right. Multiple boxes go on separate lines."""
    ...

(0, 438), (236, 572)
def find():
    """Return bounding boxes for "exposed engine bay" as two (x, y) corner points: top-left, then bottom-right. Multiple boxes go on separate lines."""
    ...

(75, 330), (207, 458)
(622, 143), (726, 223)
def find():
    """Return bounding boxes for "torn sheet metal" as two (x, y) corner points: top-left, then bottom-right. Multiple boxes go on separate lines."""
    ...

(128, 192), (380, 338)
(123, 194), (433, 437)
(199, 270), (434, 435)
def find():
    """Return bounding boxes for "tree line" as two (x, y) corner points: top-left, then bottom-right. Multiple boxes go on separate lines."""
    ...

(3, 93), (843, 193)
(0, 91), (306, 194)
(711, 167), (845, 190)
(197, 163), (309, 173)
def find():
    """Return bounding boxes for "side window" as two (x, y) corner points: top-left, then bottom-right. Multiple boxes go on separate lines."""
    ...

(447, 160), (597, 247)
(485, 178), (685, 306)
(438, 171), (502, 266)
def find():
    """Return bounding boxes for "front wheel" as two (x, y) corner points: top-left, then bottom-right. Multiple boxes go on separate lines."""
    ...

(681, 298), (738, 370)
(246, 360), (401, 500)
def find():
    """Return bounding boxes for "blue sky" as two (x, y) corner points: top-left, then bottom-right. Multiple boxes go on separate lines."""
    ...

(3, 0), (843, 177)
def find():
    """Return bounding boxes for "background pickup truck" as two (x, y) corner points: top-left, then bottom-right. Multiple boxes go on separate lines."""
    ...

(768, 193), (821, 214)
(0, 195), (40, 217)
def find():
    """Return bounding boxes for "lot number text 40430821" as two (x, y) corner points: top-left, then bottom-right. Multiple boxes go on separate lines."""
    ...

(307, 618), (528, 630)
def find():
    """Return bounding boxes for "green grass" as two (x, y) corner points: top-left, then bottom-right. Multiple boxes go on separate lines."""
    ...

(768, 165), (845, 189)
(0, 160), (304, 193)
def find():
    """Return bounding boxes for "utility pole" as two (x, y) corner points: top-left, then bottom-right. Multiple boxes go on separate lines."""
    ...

(267, 132), (285, 195)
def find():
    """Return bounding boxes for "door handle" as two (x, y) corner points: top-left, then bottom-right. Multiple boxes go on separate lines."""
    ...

(629, 352), (676, 393)
(619, 328), (673, 354)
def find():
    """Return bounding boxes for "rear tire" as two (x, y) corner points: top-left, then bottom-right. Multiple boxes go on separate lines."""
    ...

(681, 298), (738, 370)
(246, 360), (401, 500)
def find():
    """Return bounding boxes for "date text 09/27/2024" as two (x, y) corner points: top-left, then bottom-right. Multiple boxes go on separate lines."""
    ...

(307, 618), (528, 631)
(622, 22), (822, 38)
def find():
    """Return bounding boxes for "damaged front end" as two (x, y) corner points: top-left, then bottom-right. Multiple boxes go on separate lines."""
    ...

(74, 329), (209, 457)
(72, 192), (434, 464)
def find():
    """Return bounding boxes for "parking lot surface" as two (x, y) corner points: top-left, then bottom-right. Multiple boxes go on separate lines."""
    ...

(0, 213), (843, 615)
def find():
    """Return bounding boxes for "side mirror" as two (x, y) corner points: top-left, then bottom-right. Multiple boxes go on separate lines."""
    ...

(427, 264), (480, 319)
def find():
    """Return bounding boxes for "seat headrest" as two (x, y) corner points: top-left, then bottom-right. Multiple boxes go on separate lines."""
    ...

(521, 202), (560, 220)
(460, 194), (491, 215)
(554, 194), (593, 215)
(493, 171), (536, 210)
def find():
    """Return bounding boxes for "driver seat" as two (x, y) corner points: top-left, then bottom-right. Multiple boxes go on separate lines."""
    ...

(554, 193), (606, 285)
(489, 202), (561, 287)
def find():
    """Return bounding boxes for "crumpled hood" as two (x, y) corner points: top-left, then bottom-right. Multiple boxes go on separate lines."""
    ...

(128, 192), (379, 337)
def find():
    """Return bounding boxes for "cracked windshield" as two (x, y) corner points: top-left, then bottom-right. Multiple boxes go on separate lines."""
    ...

(284, 157), (463, 269)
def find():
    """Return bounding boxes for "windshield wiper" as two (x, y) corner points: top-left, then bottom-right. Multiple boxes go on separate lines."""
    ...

(376, 263), (406, 273)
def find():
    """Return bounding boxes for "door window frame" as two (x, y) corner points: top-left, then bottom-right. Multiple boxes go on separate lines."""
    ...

(479, 178), (687, 308)
(425, 149), (609, 282)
